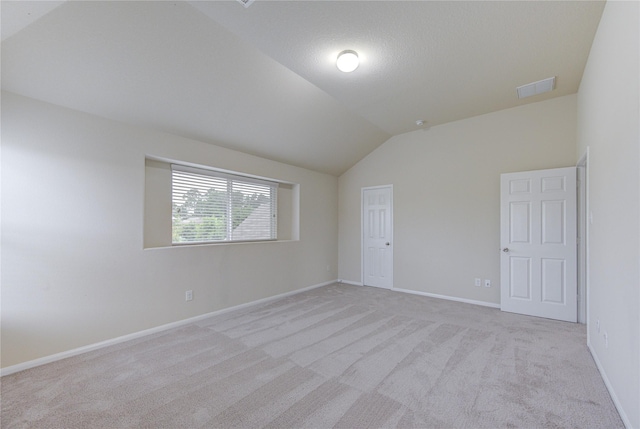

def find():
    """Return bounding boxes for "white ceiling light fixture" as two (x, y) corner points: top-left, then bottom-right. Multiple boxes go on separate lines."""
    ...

(336, 50), (359, 73)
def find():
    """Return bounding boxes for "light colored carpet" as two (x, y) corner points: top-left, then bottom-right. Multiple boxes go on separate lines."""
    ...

(1, 283), (623, 428)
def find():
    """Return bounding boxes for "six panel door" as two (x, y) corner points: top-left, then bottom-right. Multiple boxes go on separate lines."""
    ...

(363, 186), (393, 289)
(500, 167), (577, 322)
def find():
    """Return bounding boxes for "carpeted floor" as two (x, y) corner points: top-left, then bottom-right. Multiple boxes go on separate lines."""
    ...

(1, 283), (623, 428)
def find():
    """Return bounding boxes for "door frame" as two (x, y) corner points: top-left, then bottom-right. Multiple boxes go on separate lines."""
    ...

(577, 149), (590, 326)
(361, 185), (393, 289)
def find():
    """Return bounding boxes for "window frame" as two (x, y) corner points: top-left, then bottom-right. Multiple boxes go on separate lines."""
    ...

(171, 164), (278, 245)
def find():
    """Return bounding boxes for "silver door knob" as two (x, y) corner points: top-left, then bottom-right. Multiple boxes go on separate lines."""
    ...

(386, 242), (390, 246)
(502, 248), (510, 253)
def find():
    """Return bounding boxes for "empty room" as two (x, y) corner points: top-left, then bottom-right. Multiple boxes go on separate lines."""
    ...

(1, 1), (638, 428)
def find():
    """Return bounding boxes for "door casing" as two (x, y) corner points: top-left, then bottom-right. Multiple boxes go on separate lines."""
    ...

(577, 150), (590, 326)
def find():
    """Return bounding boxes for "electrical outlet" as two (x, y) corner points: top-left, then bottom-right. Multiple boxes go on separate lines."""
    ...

(326, 265), (331, 272)
(603, 331), (608, 348)
(185, 290), (193, 301)
(475, 278), (482, 287)
(484, 279), (491, 288)
(596, 319), (600, 333)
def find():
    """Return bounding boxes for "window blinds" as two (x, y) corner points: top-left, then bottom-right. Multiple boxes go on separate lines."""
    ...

(171, 165), (277, 244)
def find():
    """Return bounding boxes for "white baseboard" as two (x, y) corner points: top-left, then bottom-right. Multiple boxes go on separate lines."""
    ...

(393, 287), (501, 309)
(336, 281), (499, 309)
(0, 279), (337, 377)
(588, 343), (632, 429)
(337, 279), (363, 286)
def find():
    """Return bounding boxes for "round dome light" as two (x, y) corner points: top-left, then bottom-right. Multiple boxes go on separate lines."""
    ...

(336, 50), (359, 73)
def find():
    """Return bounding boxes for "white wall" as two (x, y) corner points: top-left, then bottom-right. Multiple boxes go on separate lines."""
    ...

(1, 92), (338, 368)
(576, 1), (639, 427)
(339, 95), (577, 305)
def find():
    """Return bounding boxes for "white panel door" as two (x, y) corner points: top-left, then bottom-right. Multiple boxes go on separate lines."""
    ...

(500, 167), (577, 322)
(362, 186), (393, 289)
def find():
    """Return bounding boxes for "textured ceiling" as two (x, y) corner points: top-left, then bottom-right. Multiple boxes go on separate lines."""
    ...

(1, 1), (605, 176)
(193, 0), (605, 136)
(0, 0), (64, 41)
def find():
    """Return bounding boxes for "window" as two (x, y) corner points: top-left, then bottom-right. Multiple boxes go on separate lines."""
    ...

(171, 165), (277, 244)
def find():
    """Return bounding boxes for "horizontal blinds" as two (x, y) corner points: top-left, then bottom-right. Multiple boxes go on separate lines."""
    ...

(171, 164), (278, 188)
(171, 165), (277, 244)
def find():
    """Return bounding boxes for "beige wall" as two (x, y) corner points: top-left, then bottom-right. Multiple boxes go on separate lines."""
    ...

(576, 1), (639, 427)
(1, 92), (338, 368)
(339, 95), (577, 305)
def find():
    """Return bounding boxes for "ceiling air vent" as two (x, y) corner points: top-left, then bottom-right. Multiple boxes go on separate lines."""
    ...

(516, 76), (556, 99)
(237, 0), (255, 8)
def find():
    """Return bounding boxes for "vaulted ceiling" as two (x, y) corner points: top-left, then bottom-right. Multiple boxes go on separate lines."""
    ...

(1, 1), (605, 175)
